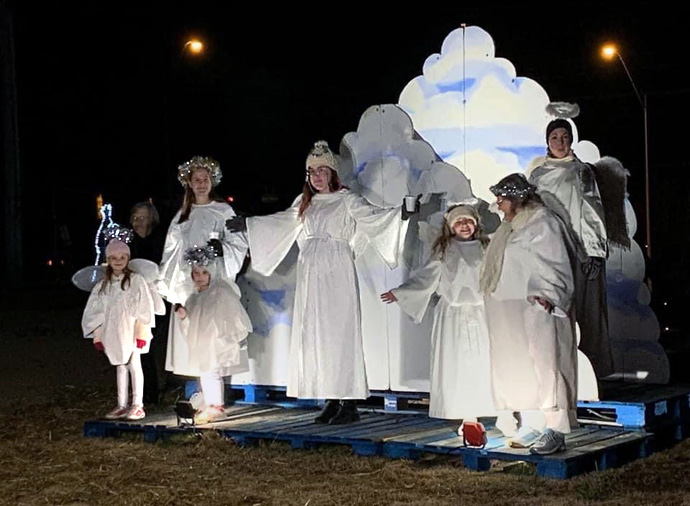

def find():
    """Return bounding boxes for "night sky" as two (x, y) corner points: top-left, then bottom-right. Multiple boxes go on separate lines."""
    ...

(2, 3), (688, 330)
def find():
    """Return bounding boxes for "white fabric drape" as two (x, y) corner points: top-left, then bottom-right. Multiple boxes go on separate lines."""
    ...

(246, 190), (407, 399)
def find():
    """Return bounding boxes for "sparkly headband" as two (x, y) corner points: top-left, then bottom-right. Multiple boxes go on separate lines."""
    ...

(490, 174), (536, 199)
(183, 245), (218, 267)
(103, 224), (133, 244)
(177, 156), (222, 187)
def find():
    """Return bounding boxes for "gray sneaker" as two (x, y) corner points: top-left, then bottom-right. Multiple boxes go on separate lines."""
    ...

(529, 429), (566, 455)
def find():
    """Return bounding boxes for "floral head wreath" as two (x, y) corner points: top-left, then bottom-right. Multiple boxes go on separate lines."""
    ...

(177, 156), (223, 187)
(183, 245), (218, 267)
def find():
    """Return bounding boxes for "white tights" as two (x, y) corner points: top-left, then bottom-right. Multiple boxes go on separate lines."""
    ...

(199, 370), (226, 407)
(497, 409), (572, 435)
(116, 351), (143, 408)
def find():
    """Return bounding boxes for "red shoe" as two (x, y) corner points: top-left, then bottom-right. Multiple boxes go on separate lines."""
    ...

(125, 405), (146, 421)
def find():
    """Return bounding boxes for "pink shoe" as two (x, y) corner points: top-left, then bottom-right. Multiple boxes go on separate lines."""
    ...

(125, 405), (146, 421)
(105, 406), (129, 419)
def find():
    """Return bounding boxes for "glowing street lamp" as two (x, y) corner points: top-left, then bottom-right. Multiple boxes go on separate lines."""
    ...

(184, 39), (204, 55)
(601, 43), (651, 259)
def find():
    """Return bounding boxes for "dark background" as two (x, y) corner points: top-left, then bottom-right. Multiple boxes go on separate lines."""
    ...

(1, 3), (688, 336)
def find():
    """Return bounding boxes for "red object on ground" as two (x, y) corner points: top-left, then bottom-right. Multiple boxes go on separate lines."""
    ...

(462, 421), (487, 449)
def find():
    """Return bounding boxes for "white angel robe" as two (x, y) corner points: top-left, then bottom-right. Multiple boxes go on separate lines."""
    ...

(528, 155), (613, 378)
(175, 279), (253, 376)
(483, 207), (577, 428)
(160, 201), (248, 376)
(82, 272), (156, 366)
(159, 201), (247, 304)
(247, 190), (406, 399)
(392, 239), (495, 420)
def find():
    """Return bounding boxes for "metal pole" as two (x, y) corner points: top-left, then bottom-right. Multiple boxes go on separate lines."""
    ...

(617, 51), (651, 259)
(643, 94), (651, 259)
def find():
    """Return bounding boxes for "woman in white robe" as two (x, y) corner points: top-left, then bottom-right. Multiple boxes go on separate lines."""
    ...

(480, 174), (577, 455)
(82, 239), (156, 421)
(228, 141), (410, 425)
(527, 118), (613, 378)
(159, 157), (248, 379)
(175, 247), (253, 422)
(381, 204), (495, 422)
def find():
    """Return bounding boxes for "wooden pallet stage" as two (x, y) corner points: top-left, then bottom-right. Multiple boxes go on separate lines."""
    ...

(84, 404), (652, 479)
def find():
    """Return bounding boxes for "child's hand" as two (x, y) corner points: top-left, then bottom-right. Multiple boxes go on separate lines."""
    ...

(380, 291), (398, 304)
(93, 340), (105, 352)
(532, 296), (554, 313)
(136, 339), (147, 349)
(175, 306), (188, 320)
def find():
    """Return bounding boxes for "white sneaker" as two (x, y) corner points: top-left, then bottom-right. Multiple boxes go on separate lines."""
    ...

(529, 429), (566, 455)
(507, 426), (541, 448)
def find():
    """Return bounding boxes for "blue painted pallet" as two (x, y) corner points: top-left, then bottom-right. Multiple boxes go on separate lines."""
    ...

(577, 383), (690, 441)
(84, 405), (652, 479)
(383, 425), (652, 479)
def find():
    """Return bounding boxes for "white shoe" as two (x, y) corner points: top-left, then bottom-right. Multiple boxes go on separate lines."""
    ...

(507, 426), (541, 448)
(125, 405), (146, 421)
(529, 429), (566, 455)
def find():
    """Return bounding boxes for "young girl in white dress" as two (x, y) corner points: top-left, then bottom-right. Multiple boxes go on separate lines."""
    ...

(381, 205), (496, 426)
(82, 239), (157, 420)
(159, 157), (248, 381)
(173, 246), (253, 423)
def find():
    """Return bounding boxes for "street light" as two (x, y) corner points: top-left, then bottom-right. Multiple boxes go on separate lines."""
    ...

(184, 38), (204, 55)
(601, 43), (651, 259)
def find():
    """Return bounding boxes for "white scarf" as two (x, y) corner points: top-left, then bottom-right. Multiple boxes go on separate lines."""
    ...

(479, 204), (541, 294)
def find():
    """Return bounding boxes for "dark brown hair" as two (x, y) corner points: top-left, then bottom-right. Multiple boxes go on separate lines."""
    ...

(298, 169), (345, 218)
(99, 264), (133, 294)
(178, 168), (225, 224)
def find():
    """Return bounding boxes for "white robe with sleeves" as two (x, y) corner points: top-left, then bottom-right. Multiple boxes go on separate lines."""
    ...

(178, 279), (253, 377)
(392, 239), (495, 420)
(160, 201), (248, 375)
(483, 207), (577, 425)
(246, 190), (406, 399)
(82, 272), (156, 366)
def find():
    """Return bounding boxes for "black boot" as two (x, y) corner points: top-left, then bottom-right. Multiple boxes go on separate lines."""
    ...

(314, 399), (341, 424)
(328, 400), (360, 425)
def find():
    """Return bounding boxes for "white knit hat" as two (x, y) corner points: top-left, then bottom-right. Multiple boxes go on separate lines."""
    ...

(305, 140), (339, 174)
(444, 205), (479, 227)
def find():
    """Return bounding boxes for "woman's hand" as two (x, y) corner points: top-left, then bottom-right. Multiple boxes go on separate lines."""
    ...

(93, 339), (105, 352)
(175, 306), (188, 320)
(225, 216), (247, 232)
(582, 257), (604, 280)
(401, 194), (422, 221)
(532, 296), (553, 313)
(380, 291), (398, 304)
(136, 339), (147, 349)
(207, 238), (224, 257)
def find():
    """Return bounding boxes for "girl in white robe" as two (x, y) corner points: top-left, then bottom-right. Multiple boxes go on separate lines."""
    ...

(159, 157), (248, 379)
(480, 174), (577, 455)
(227, 141), (410, 425)
(174, 246), (253, 422)
(381, 204), (496, 423)
(82, 240), (156, 420)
